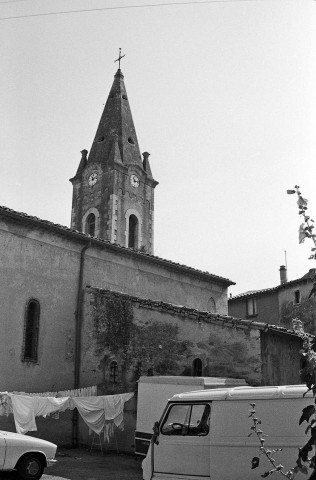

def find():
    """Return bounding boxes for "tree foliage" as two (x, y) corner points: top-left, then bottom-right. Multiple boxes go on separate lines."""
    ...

(280, 298), (315, 335)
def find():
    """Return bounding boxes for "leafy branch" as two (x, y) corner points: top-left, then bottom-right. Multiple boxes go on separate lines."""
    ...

(249, 402), (295, 479)
(287, 185), (316, 259)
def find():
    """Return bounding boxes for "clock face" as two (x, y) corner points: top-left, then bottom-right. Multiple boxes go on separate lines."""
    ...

(88, 173), (98, 186)
(130, 174), (140, 188)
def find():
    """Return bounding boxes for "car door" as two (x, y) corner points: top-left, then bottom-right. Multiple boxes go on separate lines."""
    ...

(153, 402), (211, 478)
(0, 433), (6, 468)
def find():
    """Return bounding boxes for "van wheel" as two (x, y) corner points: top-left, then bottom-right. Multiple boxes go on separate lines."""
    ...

(17, 454), (45, 480)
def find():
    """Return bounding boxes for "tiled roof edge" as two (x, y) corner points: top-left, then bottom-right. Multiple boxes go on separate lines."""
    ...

(229, 286), (279, 300)
(87, 286), (311, 339)
(229, 272), (316, 301)
(0, 205), (234, 286)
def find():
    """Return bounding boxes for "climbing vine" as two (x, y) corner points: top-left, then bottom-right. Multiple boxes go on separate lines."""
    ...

(92, 293), (193, 381)
(92, 295), (135, 361)
(130, 322), (193, 377)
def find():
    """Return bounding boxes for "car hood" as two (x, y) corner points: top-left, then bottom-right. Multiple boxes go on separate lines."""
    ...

(0, 430), (57, 449)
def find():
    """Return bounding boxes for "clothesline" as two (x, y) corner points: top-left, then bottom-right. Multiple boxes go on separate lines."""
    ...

(2, 385), (97, 398)
(0, 391), (134, 436)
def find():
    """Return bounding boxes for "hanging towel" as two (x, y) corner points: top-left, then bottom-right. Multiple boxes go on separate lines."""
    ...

(10, 394), (37, 434)
(33, 396), (71, 417)
(72, 393), (134, 434)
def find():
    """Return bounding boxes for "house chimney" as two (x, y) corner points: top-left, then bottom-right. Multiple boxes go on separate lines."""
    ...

(279, 265), (287, 285)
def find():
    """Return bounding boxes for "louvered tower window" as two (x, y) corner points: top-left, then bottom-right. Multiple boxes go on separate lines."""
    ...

(128, 214), (138, 249)
(86, 213), (96, 236)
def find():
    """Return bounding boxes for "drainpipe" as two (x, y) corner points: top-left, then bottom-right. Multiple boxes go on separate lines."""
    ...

(72, 241), (91, 447)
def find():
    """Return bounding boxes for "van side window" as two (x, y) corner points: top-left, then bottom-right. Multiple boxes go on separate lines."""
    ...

(161, 403), (210, 436)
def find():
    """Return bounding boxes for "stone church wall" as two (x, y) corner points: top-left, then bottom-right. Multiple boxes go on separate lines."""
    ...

(80, 288), (263, 393)
(76, 288), (303, 452)
(0, 212), (229, 394)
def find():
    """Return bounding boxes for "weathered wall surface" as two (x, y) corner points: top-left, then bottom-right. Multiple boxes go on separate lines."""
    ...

(0, 221), (79, 392)
(0, 214), (229, 393)
(83, 246), (228, 314)
(260, 331), (302, 386)
(80, 288), (263, 392)
(228, 292), (279, 325)
(278, 279), (313, 306)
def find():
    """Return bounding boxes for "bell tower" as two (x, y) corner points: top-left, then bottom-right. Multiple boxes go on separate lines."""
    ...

(70, 67), (158, 254)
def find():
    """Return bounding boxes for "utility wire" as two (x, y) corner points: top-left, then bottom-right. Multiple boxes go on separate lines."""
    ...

(0, 0), (273, 21)
(0, 0), (34, 4)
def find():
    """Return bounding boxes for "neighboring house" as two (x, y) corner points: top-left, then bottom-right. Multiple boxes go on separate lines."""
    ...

(228, 266), (316, 334)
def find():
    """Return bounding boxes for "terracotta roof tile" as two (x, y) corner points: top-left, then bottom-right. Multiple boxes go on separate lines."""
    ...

(229, 270), (316, 300)
(87, 286), (312, 339)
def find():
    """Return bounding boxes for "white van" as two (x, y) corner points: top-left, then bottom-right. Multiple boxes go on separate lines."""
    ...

(136, 376), (247, 456)
(142, 384), (313, 480)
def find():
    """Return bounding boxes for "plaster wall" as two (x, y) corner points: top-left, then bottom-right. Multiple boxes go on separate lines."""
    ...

(0, 223), (79, 392)
(260, 331), (302, 385)
(0, 215), (228, 393)
(278, 279), (313, 307)
(228, 292), (279, 325)
(83, 246), (228, 314)
(78, 289), (263, 452)
(80, 290), (262, 391)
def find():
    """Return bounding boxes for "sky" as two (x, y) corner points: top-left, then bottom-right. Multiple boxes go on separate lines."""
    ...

(1, 0), (316, 296)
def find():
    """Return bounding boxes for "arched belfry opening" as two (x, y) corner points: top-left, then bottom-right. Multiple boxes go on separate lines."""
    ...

(86, 213), (96, 237)
(128, 214), (138, 249)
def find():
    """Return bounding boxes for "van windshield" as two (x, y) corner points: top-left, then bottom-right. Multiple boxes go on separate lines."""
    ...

(161, 403), (210, 436)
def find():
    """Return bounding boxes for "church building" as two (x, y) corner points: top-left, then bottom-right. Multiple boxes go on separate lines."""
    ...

(0, 64), (304, 449)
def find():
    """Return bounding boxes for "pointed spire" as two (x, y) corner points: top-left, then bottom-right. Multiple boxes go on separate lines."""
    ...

(87, 69), (143, 170)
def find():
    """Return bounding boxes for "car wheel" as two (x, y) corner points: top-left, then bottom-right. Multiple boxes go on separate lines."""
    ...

(17, 454), (45, 480)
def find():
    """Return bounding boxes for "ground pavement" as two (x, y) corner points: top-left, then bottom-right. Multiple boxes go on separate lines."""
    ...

(0, 448), (143, 480)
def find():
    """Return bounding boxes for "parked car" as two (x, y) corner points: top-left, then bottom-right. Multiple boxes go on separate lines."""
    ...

(0, 430), (57, 480)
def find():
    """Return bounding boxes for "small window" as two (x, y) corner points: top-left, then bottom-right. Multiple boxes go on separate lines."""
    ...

(128, 137), (135, 145)
(23, 300), (40, 362)
(161, 403), (210, 436)
(193, 358), (203, 377)
(294, 290), (301, 305)
(246, 297), (257, 317)
(110, 360), (119, 384)
(86, 213), (96, 236)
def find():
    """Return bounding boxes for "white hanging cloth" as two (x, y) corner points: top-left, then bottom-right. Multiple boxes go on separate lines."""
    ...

(8, 392), (133, 435)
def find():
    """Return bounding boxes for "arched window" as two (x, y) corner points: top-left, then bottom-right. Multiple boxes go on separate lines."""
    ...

(207, 297), (216, 313)
(23, 299), (40, 362)
(128, 214), (138, 249)
(110, 360), (119, 384)
(193, 358), (203, 377)
(86, 213), (96, 236)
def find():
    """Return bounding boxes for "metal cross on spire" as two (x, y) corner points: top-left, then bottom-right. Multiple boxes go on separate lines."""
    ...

(114, 48), (126, 69)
